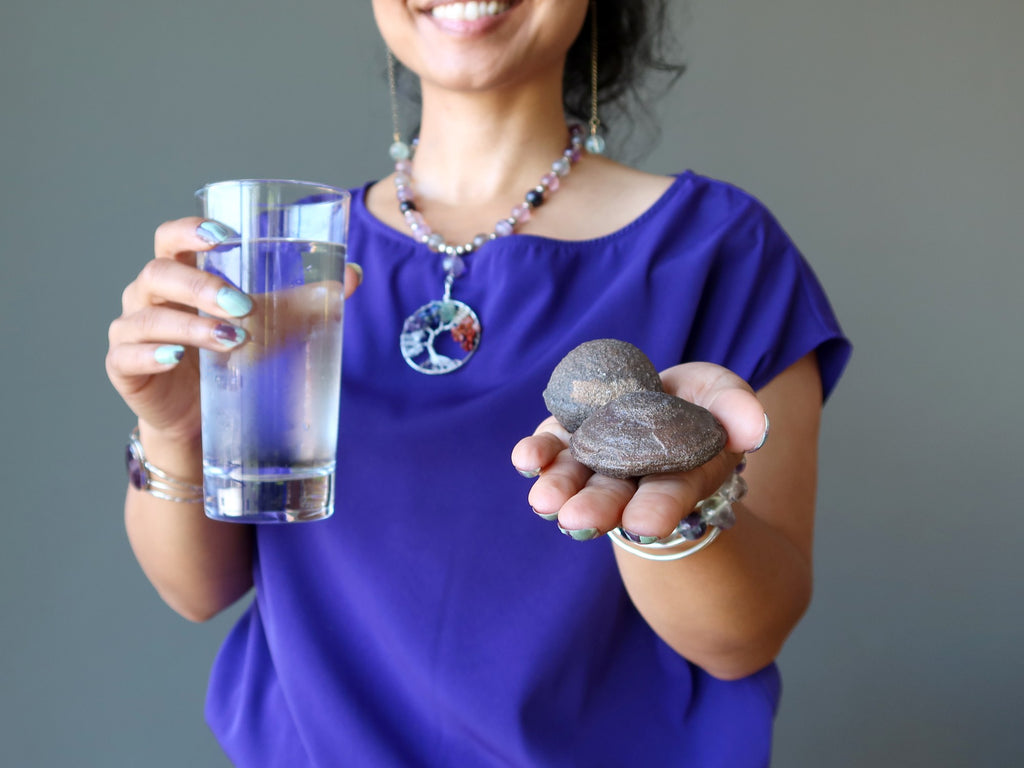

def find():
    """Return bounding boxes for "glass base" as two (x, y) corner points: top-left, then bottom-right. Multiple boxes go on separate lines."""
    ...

(203, 471), (334, 523)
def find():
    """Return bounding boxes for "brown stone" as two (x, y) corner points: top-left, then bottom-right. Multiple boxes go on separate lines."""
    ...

(543, 339), (663, 432)
(569, 391), (727, 479)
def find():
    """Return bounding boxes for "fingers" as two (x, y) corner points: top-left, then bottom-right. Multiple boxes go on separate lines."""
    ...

(345, 263), (363, 299)
(661, 362), (768, 453)
(122, 257), (254, 319)
(109, 305), (248, 354)
(154, 216), (231, 262)
(620, 452), (737, 540)
(516, 362), (763, 542)
(106, 342), (190, 382)
(526, 446), (595, 521)
(552, 473), (637, 539)
(510, 415), (571, 477)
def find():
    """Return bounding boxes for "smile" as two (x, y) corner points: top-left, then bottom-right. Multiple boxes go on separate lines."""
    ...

(429, 2), (513, 21)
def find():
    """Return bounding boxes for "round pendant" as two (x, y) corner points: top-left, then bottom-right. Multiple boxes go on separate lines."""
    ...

(400, 299), (481, 374)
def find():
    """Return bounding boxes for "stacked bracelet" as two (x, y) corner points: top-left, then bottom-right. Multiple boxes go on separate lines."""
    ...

(125, 427), (204, 504)
(607, 462), (749, 562)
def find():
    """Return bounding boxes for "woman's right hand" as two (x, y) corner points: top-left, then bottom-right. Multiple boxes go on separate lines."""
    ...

(106, 216), (363, 442)
(106, 217), (255, 442)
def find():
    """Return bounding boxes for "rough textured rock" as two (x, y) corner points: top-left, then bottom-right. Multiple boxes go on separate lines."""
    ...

(543, 339), (663, 432)
(569, 391), (728, 479)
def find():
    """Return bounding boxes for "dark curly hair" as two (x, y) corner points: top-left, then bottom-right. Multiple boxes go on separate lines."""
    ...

(563, 0), (686, 136)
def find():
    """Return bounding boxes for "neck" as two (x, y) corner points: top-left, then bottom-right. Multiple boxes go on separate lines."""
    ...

(407, 77), (571, 207)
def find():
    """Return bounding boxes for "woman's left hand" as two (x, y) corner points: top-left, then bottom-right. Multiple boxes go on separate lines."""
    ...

(511, 363), (769, 541)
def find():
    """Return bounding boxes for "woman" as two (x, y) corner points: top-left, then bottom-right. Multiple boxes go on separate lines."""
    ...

(107, 1), (850, 765)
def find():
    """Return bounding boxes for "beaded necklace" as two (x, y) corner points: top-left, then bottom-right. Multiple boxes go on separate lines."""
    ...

(392, 125), (586, 374)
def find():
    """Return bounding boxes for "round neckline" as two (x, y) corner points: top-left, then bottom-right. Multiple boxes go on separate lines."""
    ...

(353, 170), (696, 252)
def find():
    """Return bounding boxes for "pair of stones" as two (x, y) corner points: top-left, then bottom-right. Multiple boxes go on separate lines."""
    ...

(543, 339), (727, 479)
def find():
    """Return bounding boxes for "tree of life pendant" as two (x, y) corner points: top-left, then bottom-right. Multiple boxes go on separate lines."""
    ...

(400, 299), (481, 374)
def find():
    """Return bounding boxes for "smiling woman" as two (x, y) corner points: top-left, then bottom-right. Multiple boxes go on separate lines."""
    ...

(106, 0), (850, 765)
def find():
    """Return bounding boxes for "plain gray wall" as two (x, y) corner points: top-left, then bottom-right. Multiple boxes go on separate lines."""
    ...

(2, 0), (1021, 765)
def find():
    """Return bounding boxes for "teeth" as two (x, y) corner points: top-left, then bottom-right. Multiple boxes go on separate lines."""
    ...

(431, 2), (510, 21)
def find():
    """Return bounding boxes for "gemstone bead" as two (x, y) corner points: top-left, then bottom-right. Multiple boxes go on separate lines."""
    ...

(699, 496), (736, 530)
(389, 141), (411, 161)
(442, 254), (466, 277)
(677, 512), (707, 541)
(511, 203), (531, 223)
(585, 134), (606, 155)
(393, 128), (584, 267)
(126, 446), (145, 490)
(719, 473), (748, 503)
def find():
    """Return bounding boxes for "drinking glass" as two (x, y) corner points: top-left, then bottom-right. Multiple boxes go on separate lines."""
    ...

(195, 179), (350, 523)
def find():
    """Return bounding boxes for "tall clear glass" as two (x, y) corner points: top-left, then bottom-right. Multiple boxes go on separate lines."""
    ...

(195, 180), (350, 523)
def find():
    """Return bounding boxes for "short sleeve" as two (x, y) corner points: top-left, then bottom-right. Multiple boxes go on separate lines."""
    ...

(683, 189), (852, 399)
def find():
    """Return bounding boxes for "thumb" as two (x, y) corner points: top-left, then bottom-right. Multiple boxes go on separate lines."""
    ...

(344, 263), (363, 299)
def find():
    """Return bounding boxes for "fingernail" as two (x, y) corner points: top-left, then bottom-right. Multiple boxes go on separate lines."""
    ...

(348, 262), (363, 284)
(517, 468), (540, 479)
(558, 524), (601, 541)
(216, 287), (253, 317)
(154, 344), (185, 365)
(213, 323), (247, 348)
(533, 508), (558, 522)
(749, 413), (770, 453)
(195, 220), (234, 245)
(624, 530), (661, 545)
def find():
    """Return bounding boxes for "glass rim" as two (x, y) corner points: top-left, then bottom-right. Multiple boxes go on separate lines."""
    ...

(194, 178), (350, 200)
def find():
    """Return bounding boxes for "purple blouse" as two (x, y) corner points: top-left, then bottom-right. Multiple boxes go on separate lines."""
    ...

(206, 172), (851, 767)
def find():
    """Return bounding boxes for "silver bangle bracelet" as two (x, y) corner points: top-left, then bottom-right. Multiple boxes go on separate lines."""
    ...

(125, 427), (204, 504)
(608, 525), (722, 561)
(606, 464), (748, 562)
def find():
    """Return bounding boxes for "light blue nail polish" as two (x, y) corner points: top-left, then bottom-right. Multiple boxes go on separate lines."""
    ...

(533, 509), (559, 522)
(558, 524), (601, 541)
(196, 220), (234, 245)
(638, 535), (661, 545)
(518, 468), (540, 479)
(216, 287), (253, 317)
(154, 345), (185, 365)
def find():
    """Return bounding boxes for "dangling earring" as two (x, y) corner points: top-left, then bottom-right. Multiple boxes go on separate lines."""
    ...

(387, 50), (411, 161)
(584, 0), (606, 155)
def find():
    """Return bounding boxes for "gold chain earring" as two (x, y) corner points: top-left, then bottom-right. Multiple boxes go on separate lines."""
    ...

(584, 0), (606, 155)
(387, 50), (411, 161)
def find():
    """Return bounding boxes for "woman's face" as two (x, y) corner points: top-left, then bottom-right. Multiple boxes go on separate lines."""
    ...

(372, 0), (590, 95)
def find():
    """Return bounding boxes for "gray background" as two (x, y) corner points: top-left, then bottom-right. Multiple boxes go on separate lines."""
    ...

(2, 0), (1021, 765)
